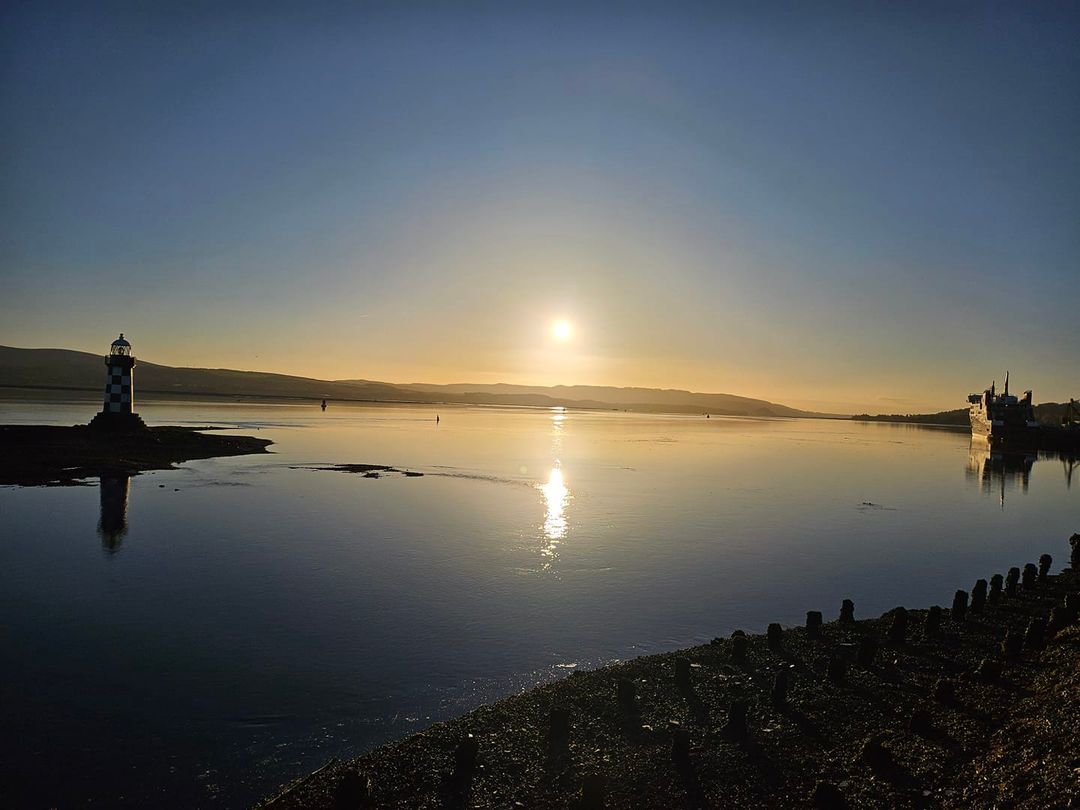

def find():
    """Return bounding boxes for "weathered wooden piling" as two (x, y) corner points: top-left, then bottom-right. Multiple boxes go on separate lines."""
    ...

(730, 632), (748, 663)
(839, 599), (855, 623)
(1006, 567), (1020, 597)
(1065, 593), (1080, 624)
(812, 780), (848, 810)
(924, 605), (942, 640)
(976, 658), (1002, 682)
(333, 770), (370, 810)
(1022, 563), (1038, 590)
(1001, 630), (1023, 661)
(887, 607), (908, 642)
(971, 579), (988, 613)
(548, 708), (570, 759)
(806, 610), (823, 639)
(1048, 606), (1068, 635)
(1024, 618), (1046, 651)
(671, 726), (691, 765)
(933, 678), (956, 704)
(857, 636), (878, 666)
(724, 699), (748, 739)
(827, 655), (848, 683)
(771, 669), (790, 707)
(767, 622), (783, 649)
(580, 773), (606, 809)
(989, 573), (1004, 605)
(1039, 553), (1053, 581)
(453, 734), (479, 784)
(674, 658), (691, 692)
(857, 734), (893, 772)
(616, 678), (637, 713)
(909, 708), (934, 736)
(951, 590), (968, 622)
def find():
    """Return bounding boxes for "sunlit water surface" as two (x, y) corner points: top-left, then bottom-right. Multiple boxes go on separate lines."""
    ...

(1, 396), (1076, 808)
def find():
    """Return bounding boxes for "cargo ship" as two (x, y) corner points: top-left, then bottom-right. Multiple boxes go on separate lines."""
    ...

(967, 373), (1039, 442)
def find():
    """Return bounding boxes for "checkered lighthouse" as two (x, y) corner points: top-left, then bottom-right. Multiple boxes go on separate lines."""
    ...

(90, 333), (144, 430)
(103, 334), (135, 414)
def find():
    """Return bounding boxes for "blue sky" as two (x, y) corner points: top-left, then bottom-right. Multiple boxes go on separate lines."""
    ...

(2, 2), (1078, 411)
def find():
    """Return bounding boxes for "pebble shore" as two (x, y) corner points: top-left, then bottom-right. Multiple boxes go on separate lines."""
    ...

(258, 535), (1080, 809)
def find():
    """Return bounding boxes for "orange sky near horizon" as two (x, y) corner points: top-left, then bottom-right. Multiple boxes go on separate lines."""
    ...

(24, 319), (1071, 417)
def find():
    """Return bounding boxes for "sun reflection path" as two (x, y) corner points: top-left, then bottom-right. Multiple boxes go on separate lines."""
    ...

(551, 407), (565, 428)
(538, 463), (571, 569)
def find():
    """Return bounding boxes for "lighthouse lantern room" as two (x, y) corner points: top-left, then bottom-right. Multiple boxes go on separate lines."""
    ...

(90, 333), (145, 430)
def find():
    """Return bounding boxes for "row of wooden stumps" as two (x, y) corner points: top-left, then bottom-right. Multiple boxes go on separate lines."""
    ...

(332, 536), (1080, 810)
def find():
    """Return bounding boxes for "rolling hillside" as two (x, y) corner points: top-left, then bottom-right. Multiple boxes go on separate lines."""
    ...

(1, 345), (828, 417)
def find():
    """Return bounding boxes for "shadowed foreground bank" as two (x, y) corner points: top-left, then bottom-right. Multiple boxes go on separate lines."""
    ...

(0, 424), (272, 486)
(260, 537), (1080, 809)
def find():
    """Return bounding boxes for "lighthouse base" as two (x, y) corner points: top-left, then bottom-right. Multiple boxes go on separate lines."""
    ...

(88, 411), (147, 433)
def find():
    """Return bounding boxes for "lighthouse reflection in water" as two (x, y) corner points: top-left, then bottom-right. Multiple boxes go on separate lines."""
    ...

(98, 474), (132, 552)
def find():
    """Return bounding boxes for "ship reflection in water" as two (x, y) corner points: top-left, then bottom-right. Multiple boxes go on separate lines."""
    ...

(967, 439), (1076, 508)
(98, 474), (132, 552)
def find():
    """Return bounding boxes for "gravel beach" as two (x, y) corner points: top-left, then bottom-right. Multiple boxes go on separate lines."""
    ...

(258, 536), (1080, 809)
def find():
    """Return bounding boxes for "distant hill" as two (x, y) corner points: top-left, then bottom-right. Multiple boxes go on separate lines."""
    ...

(851, 403), (1075, 427)
(340, 379), (831, 417)
(0, 345), (828, 417)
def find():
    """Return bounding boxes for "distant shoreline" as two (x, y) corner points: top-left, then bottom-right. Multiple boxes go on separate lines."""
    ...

(851, 416), (969, 430)
(0, 384), (847, 420)
(2, 385), (1070, 436)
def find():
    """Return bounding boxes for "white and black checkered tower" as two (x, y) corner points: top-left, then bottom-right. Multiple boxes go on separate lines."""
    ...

(104, 334), (135, 413)
(88, 333), (146, 430)
(103, 334), (136, 415)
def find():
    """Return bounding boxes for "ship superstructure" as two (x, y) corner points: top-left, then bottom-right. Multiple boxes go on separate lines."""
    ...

(967, 372), (1038, 442)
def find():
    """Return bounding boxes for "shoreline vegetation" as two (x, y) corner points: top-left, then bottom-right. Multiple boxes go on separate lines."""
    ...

(259, 537), (1080, 810)
(0, 424), (272, 486)
(852, 402), (1076, 428)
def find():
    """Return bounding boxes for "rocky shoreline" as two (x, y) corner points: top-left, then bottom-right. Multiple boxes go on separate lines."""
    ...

(259, 535), (1080, 809)
(0, 424), (272, 486)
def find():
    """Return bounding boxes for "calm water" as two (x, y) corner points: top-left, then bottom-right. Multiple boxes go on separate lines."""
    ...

(1, 397), (1076, 808)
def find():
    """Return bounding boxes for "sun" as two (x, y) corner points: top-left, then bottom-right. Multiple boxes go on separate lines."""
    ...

(552, 320), (572, 341)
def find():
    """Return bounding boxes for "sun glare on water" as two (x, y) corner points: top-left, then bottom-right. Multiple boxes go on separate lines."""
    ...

(552, 320), (572, 341)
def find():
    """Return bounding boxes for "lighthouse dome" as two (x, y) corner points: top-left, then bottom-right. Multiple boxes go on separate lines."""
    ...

(109, 333), (132, 356)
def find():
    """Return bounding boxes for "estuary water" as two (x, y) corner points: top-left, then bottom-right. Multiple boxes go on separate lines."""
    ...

(1, 396), (1076, 808)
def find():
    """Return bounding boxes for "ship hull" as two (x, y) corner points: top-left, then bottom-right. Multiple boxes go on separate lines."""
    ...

(970, 406), (1038, 444)
(970, 413), (1039, 445)
(970, 411), (992, 436)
